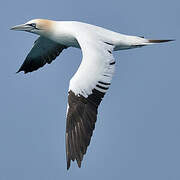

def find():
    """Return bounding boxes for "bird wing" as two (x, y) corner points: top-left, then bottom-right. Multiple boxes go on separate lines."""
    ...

(66, 34), (115, 169)
(17, 36), (67, 73)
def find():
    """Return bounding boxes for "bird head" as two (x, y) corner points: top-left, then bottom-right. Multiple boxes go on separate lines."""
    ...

(10, 19), (53, 35)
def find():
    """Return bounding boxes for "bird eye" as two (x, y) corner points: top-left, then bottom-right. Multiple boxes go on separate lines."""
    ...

(31, 23), (36, 27)
(28, 23), (36, 28)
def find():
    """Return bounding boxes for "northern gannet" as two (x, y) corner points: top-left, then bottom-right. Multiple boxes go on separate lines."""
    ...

(10, 19), (173, 170)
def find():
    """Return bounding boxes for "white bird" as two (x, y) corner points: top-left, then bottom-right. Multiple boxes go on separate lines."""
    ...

(10, 19), (173, 170)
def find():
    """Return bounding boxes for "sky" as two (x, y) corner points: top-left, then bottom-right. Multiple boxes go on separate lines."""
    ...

(0, 0), (179, 179)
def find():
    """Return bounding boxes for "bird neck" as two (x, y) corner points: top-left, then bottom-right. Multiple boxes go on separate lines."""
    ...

(41, 21), (79, 48)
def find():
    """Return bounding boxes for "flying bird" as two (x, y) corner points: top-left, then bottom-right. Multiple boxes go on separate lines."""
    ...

(10, 19), (173, 170)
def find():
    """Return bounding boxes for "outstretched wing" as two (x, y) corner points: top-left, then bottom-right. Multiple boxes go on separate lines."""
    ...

(66, 35), (115, 169)
(17, 36), (67, 73)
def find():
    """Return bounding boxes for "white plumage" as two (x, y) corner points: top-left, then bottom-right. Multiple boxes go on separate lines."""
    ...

(10, 19), (173, 169)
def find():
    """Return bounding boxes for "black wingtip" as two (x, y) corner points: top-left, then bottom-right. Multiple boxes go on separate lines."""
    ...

(67, 160), (71, 170)
(16, 67), (28, 74)
(16, 66), (24, 73)
(77, 159), (82, 168)
(16, 70), (21, 73)
(16, 70), (26, 74)
(66, 161), (82, 170)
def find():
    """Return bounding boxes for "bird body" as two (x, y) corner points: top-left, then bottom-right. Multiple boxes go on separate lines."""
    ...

(10, 19), (173, 169)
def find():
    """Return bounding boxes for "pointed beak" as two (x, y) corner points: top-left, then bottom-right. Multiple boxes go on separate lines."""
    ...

(10, 24), (32, 31)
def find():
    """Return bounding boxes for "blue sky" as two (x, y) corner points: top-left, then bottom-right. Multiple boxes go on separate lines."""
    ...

(0, 0), (179, 179)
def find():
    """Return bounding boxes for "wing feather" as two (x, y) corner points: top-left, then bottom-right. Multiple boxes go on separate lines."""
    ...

(17, 36), (67, 73)
(66, 36), (115, 169)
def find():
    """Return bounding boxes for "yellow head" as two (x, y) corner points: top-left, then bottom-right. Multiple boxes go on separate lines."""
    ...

(10, 19), (54, 35)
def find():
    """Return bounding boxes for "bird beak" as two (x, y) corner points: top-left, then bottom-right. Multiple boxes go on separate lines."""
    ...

(10, 24), (32, 31)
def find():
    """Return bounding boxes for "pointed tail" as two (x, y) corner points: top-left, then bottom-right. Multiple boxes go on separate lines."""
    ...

(148, 39), (175, 44)
(113, 36), (175, 51)
(137, 38), (175, 47)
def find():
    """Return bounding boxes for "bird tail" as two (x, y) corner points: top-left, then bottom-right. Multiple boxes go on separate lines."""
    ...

(113, 36), (174, 51)
(147, 39), (175, 44)
(133, 38), (175, 48)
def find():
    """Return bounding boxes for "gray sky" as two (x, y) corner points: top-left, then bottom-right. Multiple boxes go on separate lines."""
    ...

(0, 0), (179, 179)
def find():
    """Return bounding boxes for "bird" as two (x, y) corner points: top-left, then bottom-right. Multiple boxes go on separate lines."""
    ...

(10, 19), (173, 170)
